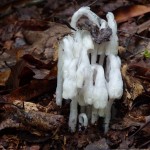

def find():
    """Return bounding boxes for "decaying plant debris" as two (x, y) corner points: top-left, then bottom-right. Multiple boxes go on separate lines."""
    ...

(0, 0), (150, 149)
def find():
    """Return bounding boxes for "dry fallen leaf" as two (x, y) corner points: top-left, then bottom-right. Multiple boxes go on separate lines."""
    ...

(3, 40), (13, 50)
(128, 59), (150, 81)
(115, 5), (150, 23)
(0, 69), (11, 86)
(3, 79), (56, 102)
(121, 64), (144, 106)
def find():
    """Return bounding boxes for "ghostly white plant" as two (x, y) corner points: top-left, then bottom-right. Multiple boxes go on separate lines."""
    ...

(56, 6), (123, 132)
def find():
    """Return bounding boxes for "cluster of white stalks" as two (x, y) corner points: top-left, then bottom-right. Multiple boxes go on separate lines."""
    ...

(56, 7), (123, 133)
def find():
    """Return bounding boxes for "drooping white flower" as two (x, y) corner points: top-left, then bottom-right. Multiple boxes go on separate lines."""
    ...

(73, 30), (83, 58)
(105, 12), (118, 55)
(69, 97), (78, 132)
(83, 67), (94, 105)
(63, 59), (78, 99)
(106, 54), (123, 99)
(104, 54), (123, 133)
(92, 65), (108, 109)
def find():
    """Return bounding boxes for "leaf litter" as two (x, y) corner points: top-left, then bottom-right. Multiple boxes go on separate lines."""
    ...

(0, 0), (150, 149)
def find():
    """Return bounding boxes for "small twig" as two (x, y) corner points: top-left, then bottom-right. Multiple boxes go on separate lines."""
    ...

(52, 17), (76, 31)
(87, 0), (98, 7)
(139, 139), (150, 148)
(4, 61), (12, 69)
(0, 48), (5, 55)
(129, 117), (150, 139)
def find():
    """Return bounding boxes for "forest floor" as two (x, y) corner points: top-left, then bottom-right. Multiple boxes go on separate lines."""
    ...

(0, 0), (150, 149)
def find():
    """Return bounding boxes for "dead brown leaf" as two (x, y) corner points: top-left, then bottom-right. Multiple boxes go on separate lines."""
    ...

(3, 79), (56, 102)
(85, 138), (109, 150)
(18, 19), (49, 31)
(128, 59), (150, 81)
(22, 54), (56, 70)
(6, 59), (27, 89)
(115, 5), (150, 23)
(3, 40), (13, 50)
(121, 64), (144, 106)
(23, 22), (70, 58)
(0, 69), (11, 86)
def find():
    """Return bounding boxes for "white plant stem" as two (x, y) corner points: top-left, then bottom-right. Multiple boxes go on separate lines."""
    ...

(80, 106), (86, 113)
(98, 108), (105, 117)
(99, 53), (105, 66)
(86, 105), (92, 120)
(91, 106), (99, 124)
(69, 97), (78, 132)
(56, 42), (63, 106)
(104, 98), (114, 133)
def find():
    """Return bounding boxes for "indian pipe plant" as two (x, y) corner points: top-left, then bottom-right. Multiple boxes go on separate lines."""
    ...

(56, 7), (123, 133)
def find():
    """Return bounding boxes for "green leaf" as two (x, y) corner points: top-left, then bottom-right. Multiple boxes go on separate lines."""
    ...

(144, 49), (150, 58)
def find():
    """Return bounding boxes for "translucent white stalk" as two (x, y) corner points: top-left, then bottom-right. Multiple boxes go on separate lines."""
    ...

(99, 53), (105, 66)
(69, 97), (78, 132)
(63, 36), (74, 80)
(80, 106), (86, 113)
(91, 44), (98, 64)
(77, 90), (86, 106)
(104, 98), (114, 133)
(91, 106), (99, 124)
(83, 67), (94, 105)
(62, 36), (74, 60)
(73, 30), (83, 58)
(76, 47), (91, 88)
(56, 42), (64, 106)
(86, 105), (92, 120)
(97, 42), (106, 66)
(105, 55), (123, 133)
(98, 108), (105, 117)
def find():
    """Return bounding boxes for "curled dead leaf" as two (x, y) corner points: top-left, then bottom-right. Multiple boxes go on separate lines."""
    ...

(115, 5), (150, 23)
